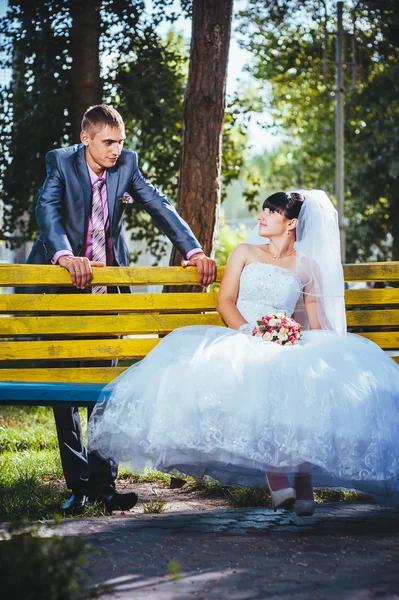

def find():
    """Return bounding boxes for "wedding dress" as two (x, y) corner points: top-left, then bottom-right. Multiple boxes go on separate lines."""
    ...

(88, 260), (399, 502)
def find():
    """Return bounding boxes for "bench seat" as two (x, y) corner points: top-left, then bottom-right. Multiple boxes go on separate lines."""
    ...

(0, 381), (104, 406)
(0, 262), (398, 406)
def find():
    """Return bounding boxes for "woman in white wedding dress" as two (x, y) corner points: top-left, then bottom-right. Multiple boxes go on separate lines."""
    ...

(88, 190), (399, 515)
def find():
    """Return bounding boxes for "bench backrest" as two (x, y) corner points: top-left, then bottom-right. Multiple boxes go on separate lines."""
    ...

(0, 262), (398, 384)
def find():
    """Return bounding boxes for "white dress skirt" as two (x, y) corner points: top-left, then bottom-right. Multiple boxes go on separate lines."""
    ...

(88, 262), (399, 503)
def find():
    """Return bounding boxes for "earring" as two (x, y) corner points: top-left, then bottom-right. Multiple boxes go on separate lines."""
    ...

(286, 229), (290, 235)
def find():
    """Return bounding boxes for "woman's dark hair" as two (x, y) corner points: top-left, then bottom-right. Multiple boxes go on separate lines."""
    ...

(262, 192), (304, 220)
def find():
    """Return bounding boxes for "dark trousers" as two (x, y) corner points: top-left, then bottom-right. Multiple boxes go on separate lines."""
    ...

(53, 382), (117, 497)
(53, 286), (119, 497)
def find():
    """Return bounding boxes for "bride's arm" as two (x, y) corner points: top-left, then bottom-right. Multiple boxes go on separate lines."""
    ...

(303, 293), (322, 329)
(217, 244), (250, 330)
(299, 256), (325, 330)
(303, 272), (332, 330)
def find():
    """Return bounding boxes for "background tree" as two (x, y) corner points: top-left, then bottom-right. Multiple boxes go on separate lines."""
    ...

(70, 0), (102, 142)
(169, 0), (234, 268)
(238, 0), (399, 261)
(0, 0), (71, 248)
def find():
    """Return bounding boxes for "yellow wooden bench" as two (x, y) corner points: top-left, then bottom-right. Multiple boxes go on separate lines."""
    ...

(0, 262), (398, 405)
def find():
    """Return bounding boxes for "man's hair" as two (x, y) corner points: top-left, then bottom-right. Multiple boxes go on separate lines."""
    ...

(81, 104), (124, 137)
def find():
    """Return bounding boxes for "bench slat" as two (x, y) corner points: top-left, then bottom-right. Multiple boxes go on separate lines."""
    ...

(356, 331), (399, 347)
(1, 354), (398, 386)
(345, 288), (399, 306)
(2, 263), (399, 286)
(1, 289), (398, 314)
(1, 311), (397, 335)
(2, 332), (399, 362)
(343, 262), (399, 281)
(0, 292), (219, 314)
(0, 313), (224, 336)
(346, 309), (399, 327)
(1, 290), (398, 315)
(0, 367), (126, 383)
(0, 264), (224, 286)
(0, 338), (159, 361)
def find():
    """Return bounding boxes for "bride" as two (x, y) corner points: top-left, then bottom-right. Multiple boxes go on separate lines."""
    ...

(88, 190), (399, 516)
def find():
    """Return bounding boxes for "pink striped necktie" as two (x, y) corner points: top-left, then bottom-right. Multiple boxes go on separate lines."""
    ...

(91, 179), (107, 294)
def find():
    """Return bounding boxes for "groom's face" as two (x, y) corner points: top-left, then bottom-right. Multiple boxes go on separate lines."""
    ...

(81, 125), (126, 172)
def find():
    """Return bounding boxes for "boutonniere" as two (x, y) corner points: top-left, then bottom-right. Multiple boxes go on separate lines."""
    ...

(119, 192), (134, 205)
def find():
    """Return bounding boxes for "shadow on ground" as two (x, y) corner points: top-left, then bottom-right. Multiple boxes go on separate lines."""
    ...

(52, 503), (399, 599)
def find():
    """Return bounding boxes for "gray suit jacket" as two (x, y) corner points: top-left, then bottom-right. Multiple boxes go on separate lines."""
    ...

(27, 144), (201, 277)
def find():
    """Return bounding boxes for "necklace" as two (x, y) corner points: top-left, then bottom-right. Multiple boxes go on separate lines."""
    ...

(269, 241), (295, 261)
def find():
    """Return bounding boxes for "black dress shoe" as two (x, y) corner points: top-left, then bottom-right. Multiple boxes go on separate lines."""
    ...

(93, 491), (138, 514)
(61, 492), (88, 515)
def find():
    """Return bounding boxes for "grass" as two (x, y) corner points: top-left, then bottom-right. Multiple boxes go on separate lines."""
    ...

(119, 467), (171, 486)
(0, 406), (95, 521)
(0, 406), (59, 452)
(0, 406), (174, 520)
(142, 498), (167, 513)
(186, 480), (366, 507)
(0, 406), (67, 520)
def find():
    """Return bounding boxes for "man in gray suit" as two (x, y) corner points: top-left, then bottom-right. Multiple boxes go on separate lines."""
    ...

(28, 104), (216, 514)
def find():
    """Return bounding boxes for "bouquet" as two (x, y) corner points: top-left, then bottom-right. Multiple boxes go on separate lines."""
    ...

(252, 313), (302, 346)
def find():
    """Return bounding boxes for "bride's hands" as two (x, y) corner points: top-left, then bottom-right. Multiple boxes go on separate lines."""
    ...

(238, 323), (253, 335)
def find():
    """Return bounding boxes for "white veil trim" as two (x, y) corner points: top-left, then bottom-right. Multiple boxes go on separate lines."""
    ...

(244, 189), (346, 335)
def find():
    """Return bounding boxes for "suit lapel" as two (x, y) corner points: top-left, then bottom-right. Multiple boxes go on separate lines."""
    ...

(74, 145), (92, 234)
(106, 165), (120, 234)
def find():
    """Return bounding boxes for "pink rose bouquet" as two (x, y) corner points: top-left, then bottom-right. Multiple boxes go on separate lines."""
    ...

(252, 313), (302, 346)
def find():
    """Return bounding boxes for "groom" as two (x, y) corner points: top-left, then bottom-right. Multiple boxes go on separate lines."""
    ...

(27, 104), (216, 514)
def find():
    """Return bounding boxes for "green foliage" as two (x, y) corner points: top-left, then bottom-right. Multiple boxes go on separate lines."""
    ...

(167, 558), (182, 582)
(225, 486), (271, 508)
(313, 487), (369, 504)
(142, 497), (167, 513)
(214, 217), (251, 266)
(189, 480), (271, 507)
(0, 526), (90, 600)
(123, 467), (171, 485)
(0, 0), (72, 247)
(142, 485), (167, 513)
(238, 0), (399, 261)
(110, 29), (188, 262)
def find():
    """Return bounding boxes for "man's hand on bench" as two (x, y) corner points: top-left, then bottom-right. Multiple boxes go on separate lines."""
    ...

(58, 256), (105, 289)
(181, 252), (216, 288)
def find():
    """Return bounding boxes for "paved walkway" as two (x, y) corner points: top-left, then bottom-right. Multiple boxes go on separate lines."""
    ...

(52, 503), (399, 599)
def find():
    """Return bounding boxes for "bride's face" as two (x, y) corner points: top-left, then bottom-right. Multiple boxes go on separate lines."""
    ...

(257, 207), (289, 238)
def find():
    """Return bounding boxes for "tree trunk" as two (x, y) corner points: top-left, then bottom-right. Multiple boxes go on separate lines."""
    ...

(69, 0), (102, 143)
(390, 192), (399, 263)
(168, 0), (233, 285)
